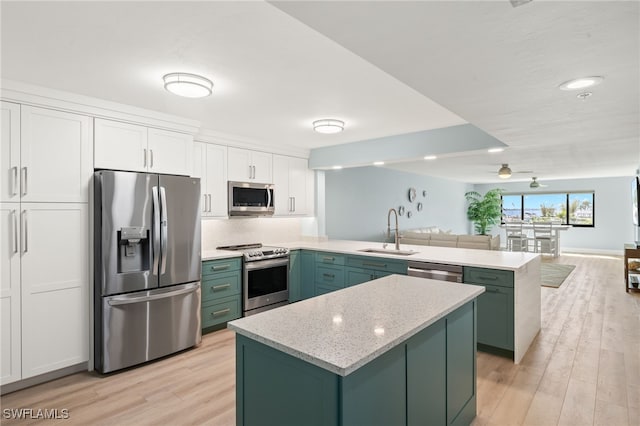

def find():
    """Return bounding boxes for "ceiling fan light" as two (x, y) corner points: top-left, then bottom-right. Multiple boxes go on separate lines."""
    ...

(530, 177), (540, 188)
(163, 72), (213, 98)
(313, 119), (344, 134)
(558, 76), (604, 91)
(498, 164), (512, 179)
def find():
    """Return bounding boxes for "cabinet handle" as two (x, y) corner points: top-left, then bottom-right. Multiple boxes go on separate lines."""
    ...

(22, 209), (27, 253)
(12, 210), (18, 254)
(212, 264), (230, 271)
(150, 149), (154, 168)
(209, 194), (213, 212)
(211, 308), (231, 317)
(293, 197), (296, 212)
(322, 256), (335, 262)
(212, 283), (231, 291)
(203, 195), (207, 212)
(485, 288), (500, 293)
(323, 273), (335, 279)
(478, 275), (498, 281)
(363, 262), (386, 268)
(21, 167), (27, 196)
(11, 166), (18, 196)
(252, 165), (256, 179)
(248, 165), (252, 179)
(144, 149), (147, 167)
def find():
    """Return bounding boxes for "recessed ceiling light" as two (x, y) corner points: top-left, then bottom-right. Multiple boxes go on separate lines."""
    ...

(488, 148), (504, 153)
(423, 155), (437, 160)
(313, 119), (345, 134)
(332, 165), (343, 170)
(373, 161), (384, 166)
(163, 72), (213, 98)
(558, 76), (604, 91)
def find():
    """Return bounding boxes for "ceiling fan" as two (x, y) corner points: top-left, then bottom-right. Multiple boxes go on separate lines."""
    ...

(493, 164), (533, 179)
(529, 177), (548, 188)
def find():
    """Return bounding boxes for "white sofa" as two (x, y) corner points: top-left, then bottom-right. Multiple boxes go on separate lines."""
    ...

(399, 228), (500, 251)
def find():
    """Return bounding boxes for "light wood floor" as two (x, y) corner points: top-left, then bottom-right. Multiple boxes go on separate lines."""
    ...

(2, 254), (638, 426)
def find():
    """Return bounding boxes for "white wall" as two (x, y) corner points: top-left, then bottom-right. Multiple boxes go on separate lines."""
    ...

(475, 176), (636, 254)
(324, 166), (473, 242)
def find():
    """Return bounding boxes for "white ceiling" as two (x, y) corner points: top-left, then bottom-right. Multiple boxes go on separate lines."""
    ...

(2, 1), (638, 184)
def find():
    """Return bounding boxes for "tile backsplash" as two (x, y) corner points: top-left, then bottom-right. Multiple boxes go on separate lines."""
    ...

(201, 217), (320, 250)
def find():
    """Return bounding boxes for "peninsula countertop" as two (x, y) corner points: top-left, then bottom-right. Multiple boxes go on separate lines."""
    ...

(203, 239), (539, 271)
(228, 274), (484, 376)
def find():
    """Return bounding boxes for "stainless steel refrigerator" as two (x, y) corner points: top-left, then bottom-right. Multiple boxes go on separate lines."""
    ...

(94, 170), (202, 373)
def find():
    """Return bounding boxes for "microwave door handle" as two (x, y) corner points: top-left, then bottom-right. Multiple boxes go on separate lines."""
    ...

(152, 186), (160, 275)
(267, 187), (272, 209)
(160, 186), (168, 274)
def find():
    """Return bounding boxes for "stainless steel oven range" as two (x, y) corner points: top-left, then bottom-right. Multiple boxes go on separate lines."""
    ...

(217, 244), (289, 315)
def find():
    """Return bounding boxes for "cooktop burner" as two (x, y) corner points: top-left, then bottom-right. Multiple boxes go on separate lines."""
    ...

(216, 243), (289, 261)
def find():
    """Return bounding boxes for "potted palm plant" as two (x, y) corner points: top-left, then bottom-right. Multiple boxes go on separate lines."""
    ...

(465, 189), (503, 235)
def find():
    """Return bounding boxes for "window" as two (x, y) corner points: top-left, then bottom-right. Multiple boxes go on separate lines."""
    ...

(501, 192), (595, 227)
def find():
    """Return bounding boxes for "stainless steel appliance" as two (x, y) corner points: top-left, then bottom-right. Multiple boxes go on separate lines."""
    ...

(217, 243), (289, 315)
(407, 261), (464, 283)
(228, 181), (275, 217)
(94, 170), (202, 373)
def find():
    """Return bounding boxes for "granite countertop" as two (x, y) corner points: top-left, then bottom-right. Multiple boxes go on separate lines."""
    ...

(228, 274), (484, 376)
(201, 248), (243, 261)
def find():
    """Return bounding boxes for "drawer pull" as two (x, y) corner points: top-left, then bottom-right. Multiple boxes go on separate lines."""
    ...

(211, 264), (230, 271)
(322, 256), (335, 262)
(478, 275), (498, 281)
(363, 262), (386, 268)
(485, 288), (500, 293)
(211, 308), (231, 317)
(212, 283), (231, 291)
(323, 273), (335, 279)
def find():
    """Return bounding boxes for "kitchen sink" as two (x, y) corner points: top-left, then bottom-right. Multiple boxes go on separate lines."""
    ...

(358, 248), (418, 256)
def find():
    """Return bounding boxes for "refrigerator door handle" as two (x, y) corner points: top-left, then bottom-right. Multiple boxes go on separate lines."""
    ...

(152, 186), (161, 275)
(160, 186), (168, 274)
(107, 283), (199, 306)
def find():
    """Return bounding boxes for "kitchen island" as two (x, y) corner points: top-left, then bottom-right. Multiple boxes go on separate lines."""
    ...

(228, 274), (484, 426)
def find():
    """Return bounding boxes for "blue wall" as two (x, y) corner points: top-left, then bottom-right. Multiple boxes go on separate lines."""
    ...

(475, 176), (635, 254)
(325, 166), (473, 242)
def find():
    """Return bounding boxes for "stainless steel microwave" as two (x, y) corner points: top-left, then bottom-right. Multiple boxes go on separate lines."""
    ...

(228, 181), (275, 216)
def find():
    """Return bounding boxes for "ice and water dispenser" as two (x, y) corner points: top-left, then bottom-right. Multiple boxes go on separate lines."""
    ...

(117, 226), (151, 273)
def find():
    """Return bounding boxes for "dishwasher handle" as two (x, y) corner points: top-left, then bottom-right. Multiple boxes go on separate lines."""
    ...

(407, 267), (463, 283)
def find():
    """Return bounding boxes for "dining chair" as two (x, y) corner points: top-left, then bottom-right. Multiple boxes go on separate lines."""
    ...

(533, 221), (558, 256)
(505, 221), (528, 252)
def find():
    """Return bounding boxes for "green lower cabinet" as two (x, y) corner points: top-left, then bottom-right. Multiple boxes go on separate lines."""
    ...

(201, 258), (242, 332)
(345, 267), (392, 286)
(476, 284), (514, 350)
(289, 250), (301, 302)
(300, 251), (316, 300)
(236, 300), (477, 426)
(201, 295), (241, 328)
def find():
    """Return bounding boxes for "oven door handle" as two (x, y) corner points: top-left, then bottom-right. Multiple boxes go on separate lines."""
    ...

(244, 257), (289, 270)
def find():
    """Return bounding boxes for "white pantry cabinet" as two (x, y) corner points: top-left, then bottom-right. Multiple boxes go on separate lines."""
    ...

(193, 142), (228, 217)
(273, 155), (309, 216)
(94, 119), (193, 176)
(1, 103), (92, 203)
(0, 203), (21, 385)
(227, 147), (272, 183)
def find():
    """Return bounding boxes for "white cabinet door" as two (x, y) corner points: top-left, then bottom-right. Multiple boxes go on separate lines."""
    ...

(0, 203), (21, 385)
(20, 106), (92, 203)
(288, 157), (308, 215)
(1, 102), (20, 203)
(94, 119), (147, 173)
(20, 203), (88, 379)
(251, 151), (273, 183)
(192, 142), (209, 215)
(205, 144), (228, 217)
(148, 128), (193, 176)
(272, 155), (290, 215)
(227, 147), (252, 181)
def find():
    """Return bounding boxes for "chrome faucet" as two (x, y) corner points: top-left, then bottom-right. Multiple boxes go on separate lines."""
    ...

(387, 208), (400, 250)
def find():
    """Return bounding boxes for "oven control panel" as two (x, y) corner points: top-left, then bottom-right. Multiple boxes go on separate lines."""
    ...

(243, 247), (289, 261)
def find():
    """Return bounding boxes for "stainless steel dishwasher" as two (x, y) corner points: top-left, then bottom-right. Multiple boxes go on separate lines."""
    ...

(407, 261), (464, 283)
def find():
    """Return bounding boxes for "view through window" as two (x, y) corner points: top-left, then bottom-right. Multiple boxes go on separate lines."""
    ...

(502, 192), (594, 226)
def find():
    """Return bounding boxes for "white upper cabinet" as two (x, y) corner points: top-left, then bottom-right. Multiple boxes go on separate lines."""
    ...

(94, 118), (193, 176)
(0, 203), (21, 385)
(193, 142), (227, 217)
(273, 155), (309, 216)
(1, 102), (20, 203)
(227, 147), (272, 183)
(1, 104), (91, 203)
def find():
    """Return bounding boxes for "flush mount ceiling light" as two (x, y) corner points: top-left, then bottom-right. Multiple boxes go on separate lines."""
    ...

(313, 119), (344, 134)
(498, 164), (512, 179)
(163, 72), (213, 98)
(558, 76), (604, 91)
(488, 147), (504, 153)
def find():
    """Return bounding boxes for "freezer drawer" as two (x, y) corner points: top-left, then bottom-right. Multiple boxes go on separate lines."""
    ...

(96, 282), (202, 373)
